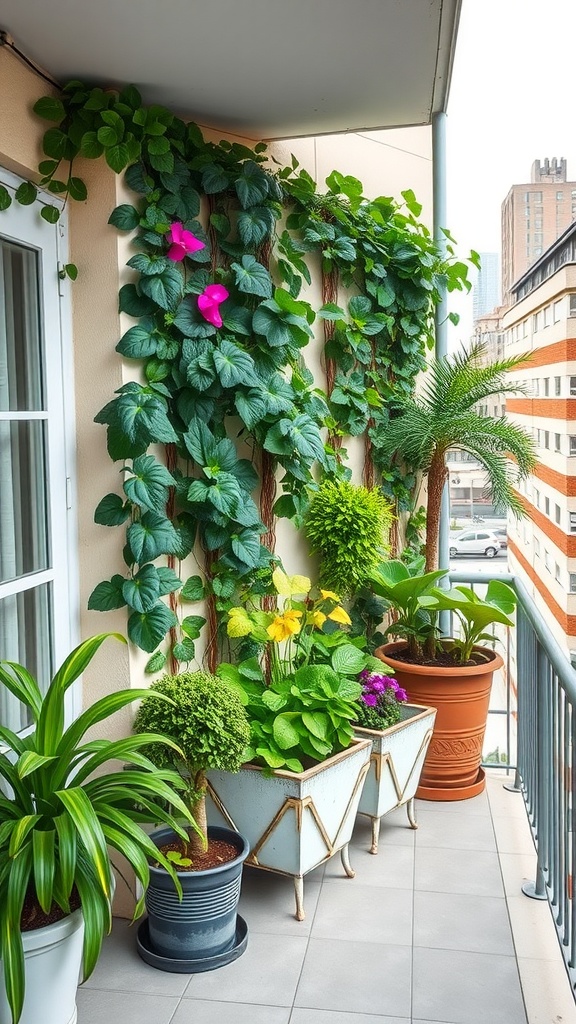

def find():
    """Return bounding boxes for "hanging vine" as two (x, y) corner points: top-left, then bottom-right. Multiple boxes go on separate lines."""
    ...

(0, 83), (473, 669)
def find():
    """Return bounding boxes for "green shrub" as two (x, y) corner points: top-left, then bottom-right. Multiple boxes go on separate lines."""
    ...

(305, 480), (394, 595)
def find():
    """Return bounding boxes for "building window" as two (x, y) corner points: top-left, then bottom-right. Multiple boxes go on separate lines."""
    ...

(555, 504), (561, 524)
(522, 319), (528, 338)
(570, 295), (576, 317)
(555, 433), (561, 452)
(544, 378), (550, 396)
(570, 436), (576, 456)
(570, 376), (576, 396)
(0, 171), (75, 732)
(555, 376), (561, 395)
(544, 550), (551, 572)
(571, 512), (576, 534)
(544, 431), (550, 449)
(535, 488), (540, 508)
(557, 191), (564, 201)
(555, 563), (561, 583)
(554, 301), (563, 323)
(534, 537), (540, 557)
(532, 379), (540, 397)
(533, 311), (540, 331)
(570, 573), (576, 593)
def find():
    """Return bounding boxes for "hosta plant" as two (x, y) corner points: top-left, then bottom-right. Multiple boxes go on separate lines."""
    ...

(0, 633), (198, 1024)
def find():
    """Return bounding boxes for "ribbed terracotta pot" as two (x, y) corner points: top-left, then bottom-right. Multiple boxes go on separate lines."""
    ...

(374, 642), (503, 801)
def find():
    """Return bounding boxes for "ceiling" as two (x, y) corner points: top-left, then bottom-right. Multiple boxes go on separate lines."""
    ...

(1, 0), (461, 140)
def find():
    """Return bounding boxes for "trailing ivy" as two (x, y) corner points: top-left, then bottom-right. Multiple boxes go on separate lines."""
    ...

(6, 83), (473, 668)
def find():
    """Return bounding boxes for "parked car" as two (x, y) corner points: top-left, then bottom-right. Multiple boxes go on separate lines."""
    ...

(494, 528), (508, 548)
(449, 529), (502, 558)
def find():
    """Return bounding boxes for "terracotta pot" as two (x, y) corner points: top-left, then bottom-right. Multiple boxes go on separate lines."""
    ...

(374, 641), (503, 801)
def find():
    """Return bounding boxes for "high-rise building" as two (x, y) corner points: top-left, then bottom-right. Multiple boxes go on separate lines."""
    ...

(502, 220), (576, 656)
(473, 252), (500, 319)
(501, 158), (576, 307)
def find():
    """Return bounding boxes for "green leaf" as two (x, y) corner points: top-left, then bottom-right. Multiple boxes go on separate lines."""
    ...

(172, 639), (196, 663)
(105, 143), (131, 174)
(0, 185), (12, 211)
(235, 161), (270, 208)
(116, 318), (159, 359)
(94, 492), (130, 526)
(231, 529), (261, 567)
(128, 603), (178, 652)
(237, 206), (275, 246)
(156, 566), (182, 596)
(231, 255), (272, 298)
(139, 265), (183, 311)
(181, 575), (205, 601)
(87, 576), (127, 612)
(117, 283), (156, 316)
(68, 177), (87, 202)
(273, 714), (301, 750)
(201, 163), (230, 194)
(331, 644), (367, 675)
(317, 302), (347, 321)
(15, 182), (38, 206)
(42, 128), (71, 161)
(64, 263), (78, 281)
(40, 205), (60, 224)
(123, 454), (175, 512)
(127, 512), (180, 563)
(114, 389), (178, 447)
(145, 651), (167, 674)
(33, 96), (66, 121)
(234, 390), (267, 431)
(213, 340), (258, 388)
(79, 131), (104, 159)
(122, 564), (161, 613)
(108, 204), (140, 230)
(124, 162), (155, 195)
(180, 615), (205, 639)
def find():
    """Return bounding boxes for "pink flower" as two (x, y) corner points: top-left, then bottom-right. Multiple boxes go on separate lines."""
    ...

(166, 222), (205, 262)
(361, 693), (378, 707)
(197, 284), (229, 328)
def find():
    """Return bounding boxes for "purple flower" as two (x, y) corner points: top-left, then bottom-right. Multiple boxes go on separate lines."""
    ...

(361, 693), (378, 707)
(396, 687), (408, 702)
(369, 679), (385, 693)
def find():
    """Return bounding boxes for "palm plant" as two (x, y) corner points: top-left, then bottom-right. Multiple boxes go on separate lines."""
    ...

(0, 633), (198, 1024)
(377, 343), (537, 571)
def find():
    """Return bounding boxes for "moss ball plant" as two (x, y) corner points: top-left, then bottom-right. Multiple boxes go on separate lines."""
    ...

(134, 671), (250, 856)
(305, 480), (394, 596)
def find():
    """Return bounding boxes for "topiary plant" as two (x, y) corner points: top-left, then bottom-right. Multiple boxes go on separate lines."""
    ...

(133, 671), (250, 858)
(305, 480), (394, 595)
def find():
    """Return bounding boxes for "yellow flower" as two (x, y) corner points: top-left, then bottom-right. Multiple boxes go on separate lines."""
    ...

(267, 609), (303, 642)
(310, 609), (327, 628)
(327, 605), (351, 626)
(320, 588), (341, 601)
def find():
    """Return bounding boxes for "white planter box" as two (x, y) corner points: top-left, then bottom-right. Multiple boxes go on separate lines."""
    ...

(207, 737), (371, 920)
(355, 703), (436, 853)
(0, 910), (84, 1024)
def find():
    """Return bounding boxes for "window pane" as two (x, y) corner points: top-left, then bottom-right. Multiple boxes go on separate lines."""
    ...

(0, 420), (50, 582)
(0, 583), (52, 729)
(0, 240), (43, 412)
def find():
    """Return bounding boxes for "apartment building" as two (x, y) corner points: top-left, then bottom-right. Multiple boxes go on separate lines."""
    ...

(501, 158), (576, 307)
(502, 221), (576, 655)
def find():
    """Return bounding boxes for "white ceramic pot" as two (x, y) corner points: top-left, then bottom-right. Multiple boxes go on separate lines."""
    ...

(0, 909), (84, 1024)
(355, 703), (437, 853)
(207, 737), (371, 920)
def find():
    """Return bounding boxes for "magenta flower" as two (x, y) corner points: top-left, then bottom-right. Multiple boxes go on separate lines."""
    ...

(166, 222), (205, 262)
(361, 693), (378, 707)
(197, 284), (229, 328)
(396, 687), (408, 702)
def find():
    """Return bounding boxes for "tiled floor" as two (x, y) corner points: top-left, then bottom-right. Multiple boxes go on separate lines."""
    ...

(77, 774), (576, 1024)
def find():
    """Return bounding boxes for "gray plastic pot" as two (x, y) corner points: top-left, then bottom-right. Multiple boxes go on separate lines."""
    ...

(139, 825), (249, 969)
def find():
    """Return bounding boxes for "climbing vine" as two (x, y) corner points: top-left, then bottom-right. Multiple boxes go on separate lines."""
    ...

(0, 82), (473, 671)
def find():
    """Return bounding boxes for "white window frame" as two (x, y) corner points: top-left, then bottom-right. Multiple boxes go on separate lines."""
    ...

(0, 167), (79, 728)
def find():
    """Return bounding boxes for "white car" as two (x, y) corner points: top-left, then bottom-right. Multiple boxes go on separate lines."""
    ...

(449, 529), (502, 558)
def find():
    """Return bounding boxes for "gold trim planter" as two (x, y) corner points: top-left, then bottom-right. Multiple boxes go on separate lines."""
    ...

(354, 703), (436, 854)
(206, 737), (371, 921)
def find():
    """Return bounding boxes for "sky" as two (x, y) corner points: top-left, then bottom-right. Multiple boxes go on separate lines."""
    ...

(444, 0), (576, 343)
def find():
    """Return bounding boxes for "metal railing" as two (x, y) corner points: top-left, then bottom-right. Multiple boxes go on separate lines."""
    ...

(450, 568), (576, 996)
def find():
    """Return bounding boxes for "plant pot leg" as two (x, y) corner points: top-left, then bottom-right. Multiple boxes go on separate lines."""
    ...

(340, 843), (355, 878)
(369, 815), (381, 855)
(406, 797), (418, 829)
(294, 876), (305, 921)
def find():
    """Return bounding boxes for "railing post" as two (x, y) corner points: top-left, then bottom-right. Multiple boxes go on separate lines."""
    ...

(522, 641), (548, 901)
(504, 604), (525, 792)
